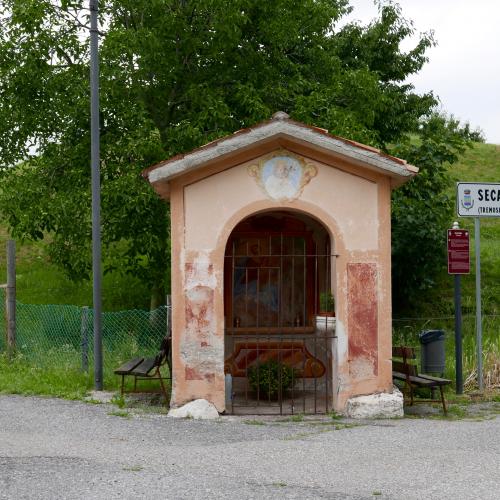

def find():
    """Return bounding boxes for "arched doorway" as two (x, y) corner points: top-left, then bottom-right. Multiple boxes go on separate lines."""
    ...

(223, 210), (335, 414)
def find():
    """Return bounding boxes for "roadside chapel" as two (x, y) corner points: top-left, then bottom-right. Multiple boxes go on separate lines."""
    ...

(143, 112), (418, 416)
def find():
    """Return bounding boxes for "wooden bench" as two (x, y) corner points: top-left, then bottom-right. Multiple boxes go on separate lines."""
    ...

(114, 336), (171, 402)
(392, 346), (451, 414)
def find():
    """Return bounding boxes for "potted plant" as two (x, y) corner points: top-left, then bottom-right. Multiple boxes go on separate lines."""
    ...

(248, 359), (295, 400)
(316, 291), (336, 332)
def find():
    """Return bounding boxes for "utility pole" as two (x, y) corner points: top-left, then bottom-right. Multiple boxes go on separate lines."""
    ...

(90, 0), (102, 390)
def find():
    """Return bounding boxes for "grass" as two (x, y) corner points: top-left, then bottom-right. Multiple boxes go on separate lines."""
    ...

(0, 352), (93, 400)
(123, 465), (144, 472)
(286, 413), (304, 422)
(108, 410), (131, 418)
(444, 404), (467, 419)
(0, 226), (151, 311)
(329, 411), (343, 420)
(0, 348), (171, 402)
(393, 143), (500, 392)
(244, 419), (266, 426)
(399, 142), (500, 317)
(393, 314), (500, 392)
(110, 394), (127, 408)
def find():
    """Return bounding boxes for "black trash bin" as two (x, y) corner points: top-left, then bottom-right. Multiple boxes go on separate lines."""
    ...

(419, 329), (445, 374)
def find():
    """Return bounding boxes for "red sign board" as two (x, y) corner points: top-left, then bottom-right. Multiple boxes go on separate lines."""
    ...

(447, 229), (470, 274)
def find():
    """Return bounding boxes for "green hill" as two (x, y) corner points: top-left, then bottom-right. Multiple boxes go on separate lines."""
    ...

(0, 226), (150, 311)
(411, 142), (500, 318)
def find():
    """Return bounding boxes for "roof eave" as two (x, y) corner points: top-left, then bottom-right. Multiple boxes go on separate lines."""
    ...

(145, 119), (418, 194)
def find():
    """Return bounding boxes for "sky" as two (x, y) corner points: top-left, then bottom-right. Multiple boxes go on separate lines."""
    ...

(344, 0), (500, 144)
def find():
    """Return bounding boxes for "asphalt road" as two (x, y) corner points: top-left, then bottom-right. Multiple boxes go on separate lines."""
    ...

(0, 395), (499, 499)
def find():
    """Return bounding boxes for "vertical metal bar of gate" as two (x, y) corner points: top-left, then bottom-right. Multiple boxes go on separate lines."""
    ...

(279, 336), (283, 415)
(325, 334), (329, 412)
(302, 337), (306, 413)
(291, 341), (295, 414)
(303, 242), (306, 329)
(314, 335), (318, 414)
(279, 234), (283, 329)
(291, 238), (295, 327)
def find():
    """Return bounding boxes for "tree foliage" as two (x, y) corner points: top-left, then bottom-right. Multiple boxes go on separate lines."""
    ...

(389, 114), (480, 308)
(0, 0), (481, 308)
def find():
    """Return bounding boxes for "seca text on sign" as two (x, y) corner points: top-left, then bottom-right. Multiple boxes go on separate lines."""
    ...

(457, 182), (500, 217)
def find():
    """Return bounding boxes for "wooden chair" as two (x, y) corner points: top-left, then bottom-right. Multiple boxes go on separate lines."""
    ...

(392, 346), (451, 414)
(114, 336), (171, 402)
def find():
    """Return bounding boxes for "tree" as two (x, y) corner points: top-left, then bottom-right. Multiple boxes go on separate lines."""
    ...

(0, 0), (476, 309)
(390, 114), (482, 309)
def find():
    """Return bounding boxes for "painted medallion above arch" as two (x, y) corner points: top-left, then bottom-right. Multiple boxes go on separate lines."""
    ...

(247, 150), (317, 202)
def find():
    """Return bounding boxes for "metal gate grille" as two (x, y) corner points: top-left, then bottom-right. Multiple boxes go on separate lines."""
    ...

(224, 218), (335, 415)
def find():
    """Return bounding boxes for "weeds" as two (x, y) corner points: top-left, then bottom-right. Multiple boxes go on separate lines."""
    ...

(123, 465), (143, 472)
(244, 419), (266, 426)
(110, 394), (126, 409)
(445, 405), (467, 418)
(329, 411), (343, 420)
(108, 410), (131, 418)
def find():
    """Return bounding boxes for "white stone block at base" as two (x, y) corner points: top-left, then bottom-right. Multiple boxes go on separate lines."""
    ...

(168, 399), (220, 420)
(345, 387), (404, 419)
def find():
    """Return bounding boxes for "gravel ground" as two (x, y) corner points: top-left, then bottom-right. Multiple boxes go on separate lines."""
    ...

(0, 395), (499, 500)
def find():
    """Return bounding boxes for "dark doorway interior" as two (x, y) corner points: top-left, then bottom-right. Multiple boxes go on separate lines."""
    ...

(223, 211), (335, 415)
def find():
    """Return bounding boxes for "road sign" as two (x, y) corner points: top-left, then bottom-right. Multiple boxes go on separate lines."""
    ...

(457, 182), (500, 217)
(447, 229), (470, 274)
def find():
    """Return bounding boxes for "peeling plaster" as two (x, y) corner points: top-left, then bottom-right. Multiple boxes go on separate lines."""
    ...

(185, 254), (217, 289)
(181, 256), (223, 381)
(349, 357), (377, 380)
(335, 319), (348, 360)
(347, 263), (379, 379)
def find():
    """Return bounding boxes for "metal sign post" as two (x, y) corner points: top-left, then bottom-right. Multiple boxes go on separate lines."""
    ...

(474, 217), (483, 391)
(447, 223), (469, 394)
(457, 182), (500, 392)
(6, 240), (16, 358)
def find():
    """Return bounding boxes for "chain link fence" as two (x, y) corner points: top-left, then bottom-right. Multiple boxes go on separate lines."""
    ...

(1, 287), (498, 391)
(0, 288), (169, 374)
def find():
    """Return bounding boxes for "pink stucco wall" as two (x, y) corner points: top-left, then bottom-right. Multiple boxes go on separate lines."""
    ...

(167, 146), (393, 412)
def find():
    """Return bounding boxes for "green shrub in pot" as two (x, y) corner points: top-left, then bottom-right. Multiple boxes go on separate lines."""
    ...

(248, 359), (295, 399)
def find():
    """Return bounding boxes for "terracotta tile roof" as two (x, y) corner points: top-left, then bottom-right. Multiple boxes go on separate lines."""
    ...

(142, 113), (417, 181)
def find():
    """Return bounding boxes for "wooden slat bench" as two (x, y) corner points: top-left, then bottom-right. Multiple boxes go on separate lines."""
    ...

(114, 336), (171, 402)
(392, 346), (451, 414)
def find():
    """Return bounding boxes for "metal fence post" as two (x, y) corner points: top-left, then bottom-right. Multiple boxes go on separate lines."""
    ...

(6, 240), (16, 358)
(81, 306), (89, 372)
(166, 295), (172, 336)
